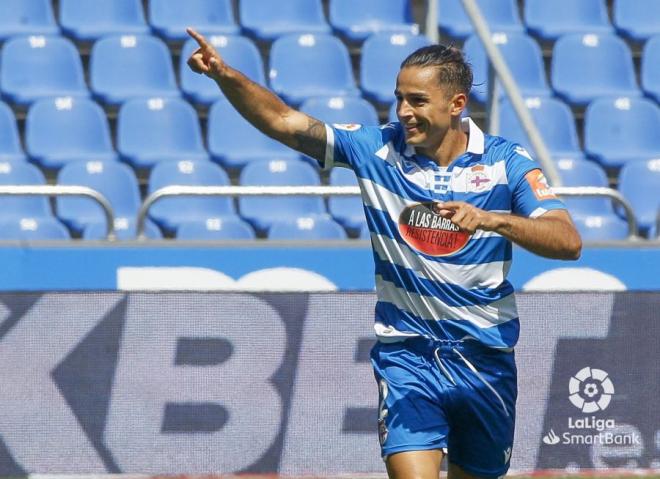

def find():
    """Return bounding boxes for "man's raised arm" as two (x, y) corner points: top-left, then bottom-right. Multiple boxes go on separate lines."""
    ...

(186, 28), (327, 162)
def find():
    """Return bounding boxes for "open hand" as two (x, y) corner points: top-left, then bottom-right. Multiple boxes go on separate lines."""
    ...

(434, 201), (495, 234)
(186, 28), (224, 80)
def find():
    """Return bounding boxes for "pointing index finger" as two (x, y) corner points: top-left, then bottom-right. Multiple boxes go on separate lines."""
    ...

(186, 28), (209, 48)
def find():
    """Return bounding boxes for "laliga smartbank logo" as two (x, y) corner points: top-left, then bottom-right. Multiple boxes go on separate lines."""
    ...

(542, 367), (641, 447)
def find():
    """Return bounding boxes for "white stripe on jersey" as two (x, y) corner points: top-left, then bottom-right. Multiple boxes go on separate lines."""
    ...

(449, 160), (509, 193)
(375, 275), (518, 328)
(370, 233), (511, 289)
(324, 124), (335, 170)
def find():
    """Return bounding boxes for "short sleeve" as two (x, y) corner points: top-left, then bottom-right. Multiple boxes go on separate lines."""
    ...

(505, 144), (566, 218)
(322, 123), (383, 171)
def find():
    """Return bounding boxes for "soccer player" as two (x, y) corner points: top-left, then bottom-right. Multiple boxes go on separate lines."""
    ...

(186, 29), (581, 479)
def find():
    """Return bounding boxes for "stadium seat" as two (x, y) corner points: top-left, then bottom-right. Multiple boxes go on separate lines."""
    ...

(361, 33), (432, 105)
(618, 159), (660, 236)
(330, 0), (417, 42)
(177, 217), (256, 240)
(614, 0), (660, 43)
(147, 160), (236, 233)
(359, 222), (371, 240)
(180, 35), (265, 105)
(269, 216), (347, 240)
(269, 34), (359, 105)
(25, 97), (116, 169)
(239, 159), (325, 233)
(0, 102), (26, 162)
(555, 158), (616, 216)
(551, 33), (640, 106)
(642, 35), (660, 103)
(584, 97), (660, 168)
(300, 96), (379, 126)
(208, 97), (299, 170)
(0, 0), (59, 41)
(499, 97), (583, 160)
(60, 0), (149, 41)
(83, 217), (162, 240)
(0, 217), (70, 241)
(437, 0), (523, 40)
(0, 161), (53, 219)
(117, 97), (208, 169)
(56, 160), (142, 234)
(328, 167), (366, 234)
(463, 32), (550, 104)
(90, 35), (180, 105)
(571, 214), (630, 241)
(240, 0), (330, 41)
(149, 0), (239, 41)
(525, 0), (612, 41)
(0, 36), (88, 106)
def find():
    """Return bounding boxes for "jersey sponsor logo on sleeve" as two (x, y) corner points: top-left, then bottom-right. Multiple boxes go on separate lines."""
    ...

(333, 123), (362, 131)
(525, 170), (557, 200)
(398, 202), (471, 256)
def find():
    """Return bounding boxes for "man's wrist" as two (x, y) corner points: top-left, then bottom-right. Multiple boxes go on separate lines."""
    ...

(482, 212), (509, 232)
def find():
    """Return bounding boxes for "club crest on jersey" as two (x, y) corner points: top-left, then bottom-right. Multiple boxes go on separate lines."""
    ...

(525, 170), (557, 200)
(398, 203), (471, 256)
(467, 165), (491, 192)
(333, 123), (362, 131)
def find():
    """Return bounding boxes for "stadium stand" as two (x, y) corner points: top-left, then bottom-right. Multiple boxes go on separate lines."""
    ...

(642, 35), (660, 103)
(0, 0), (59, 41)
(25, 97), (116, 169)
(551, 33), (640, 107)
(149, 0), (239, 42)
(330, 0), (417, 42)
(328, 167), (367, 235)
(117, 97), (208, 169)
(300, 96), (379, 126)
(555, 158), (619, 217)
(239, 159), (326, 234)
(361, 32), (432, 105)
(618, 159), (660, 237)
(525, 0), (613, 41)
(89, 34), (180, 105)
(180, 35), (265, 105)
(0, 161), (53, 219)
(463, 32), (550, 104)
(0, 217), (70, 240)
(83, 217), (163, 240)
(147, 160), (237, 233)
(0, 35), (88, 106)
(613, 0), (660, 43)
(240, 0), (330, 41)
(59, 0), (149, 41)
(584, 97), (660, 169)
(0, 102), (26, 162)
(269, 33), (359, 105)
(177, 216), (256, 240)
(571, 214), (630, 241)
(269, 216), (348, 240)
(437, 0), (523, 40)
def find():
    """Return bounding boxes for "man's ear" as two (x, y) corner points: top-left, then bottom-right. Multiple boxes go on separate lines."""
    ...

(450, 93), (468, 117)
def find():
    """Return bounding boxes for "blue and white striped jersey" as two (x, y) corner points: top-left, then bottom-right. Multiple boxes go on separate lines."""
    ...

(323, 118), (566, 349)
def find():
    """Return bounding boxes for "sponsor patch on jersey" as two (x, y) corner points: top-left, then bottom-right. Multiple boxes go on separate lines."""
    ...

(467, 165), (491, 192)
(398, 202), (471, 256)
(333, 123), (362, 131)
(525, 169), (557, 200)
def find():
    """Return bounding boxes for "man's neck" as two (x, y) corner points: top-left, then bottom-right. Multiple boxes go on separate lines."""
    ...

(417, 127), (469, 168)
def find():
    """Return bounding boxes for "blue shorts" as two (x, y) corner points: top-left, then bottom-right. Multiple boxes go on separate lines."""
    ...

(371, 337), (517, 478)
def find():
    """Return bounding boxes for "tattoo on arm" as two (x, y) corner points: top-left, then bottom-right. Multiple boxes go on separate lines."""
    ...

(292, 117), (327, 163)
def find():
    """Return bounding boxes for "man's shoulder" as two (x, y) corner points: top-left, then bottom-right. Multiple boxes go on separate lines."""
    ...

(482, 133), (535, 164)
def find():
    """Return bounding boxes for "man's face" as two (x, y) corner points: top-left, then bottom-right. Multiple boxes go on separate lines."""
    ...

(395, 66), (464, 151)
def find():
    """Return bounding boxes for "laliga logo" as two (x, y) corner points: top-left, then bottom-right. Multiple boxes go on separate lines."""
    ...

(568, 367), (614, 413)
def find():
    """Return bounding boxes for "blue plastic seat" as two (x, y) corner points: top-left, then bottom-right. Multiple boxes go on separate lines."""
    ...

(437, 0), (523, 40)
(149, 0), (239, 41)
(330, 0), (417, 42)
(83, 217), (162, 240)
(584, 97), (660, 169)
(499, 97), (583, 160)
(361, 33), (432, 105)
(180, 35), (265, 105)
(0, 102), (26, 162)
(328, 167), (366, 233)
(269, 34), (359, 105)
(56, 160), (142, 234)
(525, 0), (612, 41)
(0, 36), (88, 106)
(614, 0), (660, 42)
(642, 35), (660, 103)
(463, 32), (550, 104)
(554, 158), (614, 216)
(0, 161), (53, 219)
(148, 160), (236, 233)
(0, 0), (59, 41)
(300, 96), (379, 126)
(571, 214), (630, 241)
(240, 0), (330, 41)
(269, 216), (347, 240)
(117, 97), (208, 168)
(618, 159), (660, 236)
(26, 97), (116, 169)
(60, 0), (149, 41)
(239, 159), (325, 233)
(208, 97), (299, 170)
(0, 217), (70, 240)
(551, 33), (640, 106)
(177, 217), (256, 240)
(90, 35), (180, 105)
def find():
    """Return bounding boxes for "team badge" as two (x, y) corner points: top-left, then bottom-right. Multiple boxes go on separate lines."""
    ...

(525, 169), (557, 200)
(333, 123), (362, 131)
(467, 165), (491, 192)
(398, 203), (471, 256)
